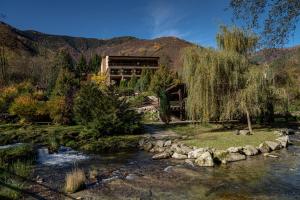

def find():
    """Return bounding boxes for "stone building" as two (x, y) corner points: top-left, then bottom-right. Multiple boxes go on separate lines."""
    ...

(100, 56), (159, 84)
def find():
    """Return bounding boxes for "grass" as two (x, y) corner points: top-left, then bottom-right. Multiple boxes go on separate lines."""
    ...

(0, 123), (142, 153)
(0, 143), (34, 163)
(166, 124), (279, 150)
(65, 168), (86, 193)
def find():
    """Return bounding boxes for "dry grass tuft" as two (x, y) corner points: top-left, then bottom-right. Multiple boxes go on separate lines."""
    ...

(65, 168), (86, 193)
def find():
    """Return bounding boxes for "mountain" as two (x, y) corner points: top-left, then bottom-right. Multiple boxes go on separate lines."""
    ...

(0, 21), (194, 71)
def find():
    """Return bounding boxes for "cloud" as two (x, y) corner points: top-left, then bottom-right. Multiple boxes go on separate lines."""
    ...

(148, 1), (189, 38)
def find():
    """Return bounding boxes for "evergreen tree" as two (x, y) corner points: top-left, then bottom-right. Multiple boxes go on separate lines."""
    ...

(76, 55), (88, 78)
(127, 75), (138, 90)
(158, 89), (170, 124)
(136, 69), (152, 92)
(149, 65), (174, 96)
(89, 54), (101, 73)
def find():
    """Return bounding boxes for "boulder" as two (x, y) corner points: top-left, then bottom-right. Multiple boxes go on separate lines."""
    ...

(149, 146), (165, 153)
(258, 142), (271, 153)
(143, 142), (153, 152)
(234, 130), (240, 135)
(164, 140), (172, 147)
(265, 141), (282, 151)
(171, 143), (192, 155)
(195, 152), (214, 167)
(125, 174), (138, 180)
(156, 140), (165, 148)
(188, 148), (208, 159)
(239, 130), (251, 135)
(227, 146), (242, 153)
(138, 138), (145, 147)
(243, 145), (259, 156)
(225, 153), (246, 162)
(172, 152), (188, 159)
(152, 152), (170, 160)
(276, 136), (290, 148)
(184, 159), (195, 167)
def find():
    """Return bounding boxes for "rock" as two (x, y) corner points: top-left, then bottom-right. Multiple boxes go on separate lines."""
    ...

(264, 153), (279, 158)
(138, 138), (145, 147)
(276, 136), (290, 148)
(227, 146), (242, 153)
(143, 142), (153, 152)
(258, 142), (271, 153)
(152, 152), (170, 160)
(150, 146), (165, 153)
(178, 144), (193, 155)
(239, 130), (251, 135)
(226, 153), (246, 162)
(163, 166), (173, 172)
(156, 140), (165, 148)
(164, 140), (172, 147)
(234, 130), (240, 135)
(195, 152), (214, 167)
(170, 143), (192, 155)
(36, 176), (44, 183)
(188, 148), (208, 159)
(265, 141), (282, 151)
(125, 174), (138, 180)
(172, 152), (188, 159)
(274, 130), (283, 136)
(184, 159), (195, 167)
(243, 145), (259, 156)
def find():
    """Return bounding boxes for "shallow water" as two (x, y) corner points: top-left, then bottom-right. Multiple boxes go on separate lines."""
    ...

(31, 134), (300, 200)
(37, 146), (88, 166)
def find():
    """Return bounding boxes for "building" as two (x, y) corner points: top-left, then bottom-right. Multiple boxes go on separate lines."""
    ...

(165, 83), (187, 121)
(100, 56), (159, 84)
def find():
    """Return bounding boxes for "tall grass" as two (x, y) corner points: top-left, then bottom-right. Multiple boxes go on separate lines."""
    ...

(65, 168), (86, 193)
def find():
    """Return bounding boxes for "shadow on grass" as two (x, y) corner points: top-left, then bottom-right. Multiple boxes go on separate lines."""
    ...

(0, 168), (77, 200)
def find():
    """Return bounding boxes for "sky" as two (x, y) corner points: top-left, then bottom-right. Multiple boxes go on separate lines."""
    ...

(1, 0), (300, 47)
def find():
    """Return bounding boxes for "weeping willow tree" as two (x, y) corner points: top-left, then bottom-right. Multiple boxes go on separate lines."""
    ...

(182, 26), (263, 131)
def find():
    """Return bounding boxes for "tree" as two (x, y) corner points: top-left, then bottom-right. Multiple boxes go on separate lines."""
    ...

(89, 54), (101, 73)
(230, 0), (300, 47)
(136, 69), (153, 92)
(182, 26), (268, 132)
(0, 46), (8, 86)
(73, 82), (141, 136)
(158, 89), (170, 124)
(149, 65), (174, 96)
(127, 75), (138, 90)
(76, 55), (88, 78)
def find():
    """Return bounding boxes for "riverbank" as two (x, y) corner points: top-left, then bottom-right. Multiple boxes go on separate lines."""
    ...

(0, 123), (142, 153)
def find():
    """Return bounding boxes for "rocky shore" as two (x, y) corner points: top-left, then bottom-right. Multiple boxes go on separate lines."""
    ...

(139, 129), (295, 167)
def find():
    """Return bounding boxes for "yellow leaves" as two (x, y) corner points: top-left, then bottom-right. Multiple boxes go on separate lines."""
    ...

(90, 72), (108, 91)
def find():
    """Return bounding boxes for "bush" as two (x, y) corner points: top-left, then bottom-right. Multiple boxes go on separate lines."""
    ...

(73, 82), (141, 136)
(8, 94), (38, 122)
(65, 168), (86, 193)
(46, 96), (66, 124)
(0, 82), (34, 113)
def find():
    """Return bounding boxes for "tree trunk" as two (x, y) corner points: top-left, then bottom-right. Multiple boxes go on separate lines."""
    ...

(246, 109), (253, 133)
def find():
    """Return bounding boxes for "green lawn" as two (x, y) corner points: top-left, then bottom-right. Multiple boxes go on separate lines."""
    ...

(166, 124), (278, 150)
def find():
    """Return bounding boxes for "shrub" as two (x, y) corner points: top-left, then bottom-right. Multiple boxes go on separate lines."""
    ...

(46, 96), (66, 124)
(65, 168), (86, 193)
(8, 94), (38, 122)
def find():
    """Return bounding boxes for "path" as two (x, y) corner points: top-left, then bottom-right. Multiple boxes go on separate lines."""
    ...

(143, 123), (180, 140)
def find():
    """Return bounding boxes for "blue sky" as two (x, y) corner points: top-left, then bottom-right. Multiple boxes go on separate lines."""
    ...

(1, 0), (300, 47)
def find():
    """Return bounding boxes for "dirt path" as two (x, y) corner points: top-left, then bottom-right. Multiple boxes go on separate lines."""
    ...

(143, 124), (180, 140)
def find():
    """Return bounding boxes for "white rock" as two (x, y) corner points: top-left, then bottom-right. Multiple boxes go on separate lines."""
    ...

(195, 152), (214, 167)
(243, 145), (259, 156)
(265, 141), (282, 151)
(188, 148), (207, 159)
(172, 152), (188, 159)
(276, 136), (290, 148)
(152, 152), (170, 160)
(227, 147), (242, 153)
(164, 140), (172, 147)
